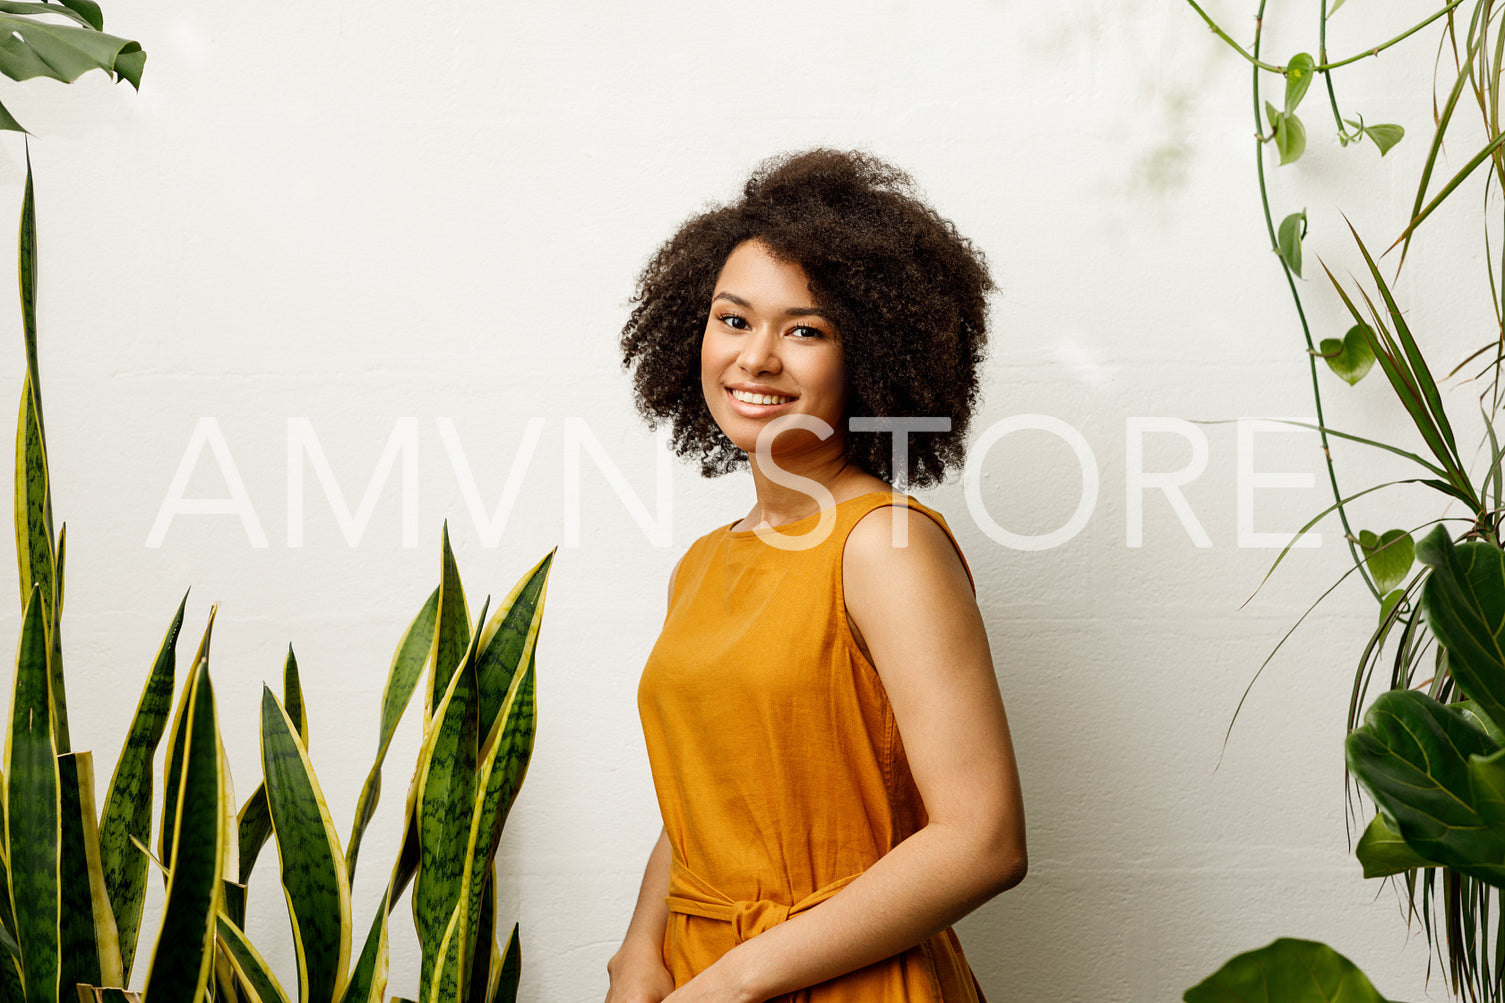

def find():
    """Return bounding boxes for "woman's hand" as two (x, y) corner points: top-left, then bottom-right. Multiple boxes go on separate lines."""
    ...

(659, 950), (755, 1003)
(605, 944), (676, 1003)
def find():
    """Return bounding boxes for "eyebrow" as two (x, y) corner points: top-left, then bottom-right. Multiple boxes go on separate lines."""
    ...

(711, 291), (830, 319)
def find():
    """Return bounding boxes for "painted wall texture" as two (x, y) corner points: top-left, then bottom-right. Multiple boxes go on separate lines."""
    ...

(0, 0), (1479, 999)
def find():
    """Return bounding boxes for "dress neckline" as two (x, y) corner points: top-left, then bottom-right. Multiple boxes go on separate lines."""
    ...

(723, 490), (901, 539)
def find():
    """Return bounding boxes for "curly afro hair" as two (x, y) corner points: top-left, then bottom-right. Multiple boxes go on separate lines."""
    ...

(620, 148), (994, 488)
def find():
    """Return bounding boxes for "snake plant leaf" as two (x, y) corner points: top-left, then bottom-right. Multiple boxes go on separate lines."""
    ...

(215, 912), (292, 1003)
(475, 552), (552, 736)
(1347, 689), (1505, 884)
(261, 688), (350, 1003)
(141, 661), (224, 1003)
(489, 924), (520, 1003)
(14, 160), (53, 617)
(235, 646), (308, 898)
(1276, 210), (1305, 278)
(1320, 324), (1377, 386)
(1355, 812), (1435, 878)
(426, 903), (464, 1003)
(1183, 937), (1391, 1002)
(6, 586), (57, 1003)
(98, 593), (186, 979)
(429, 523), (471, 718)
(162, 609), (217, 870)
(347, 587), (438, 885)
(47, 523), (66, 753)
(414, 638), (480, 998)
(1417, 526), (1505, 731)
(0, 945), (19, 1003)
(59, 751), (123, 989)
(457, 656), (536, 983)
(336, 889), (390, 1003)
(1358, 530), (1414, 595)
(1283, 53), (1315, 113)
(465, 873), (495, 1003)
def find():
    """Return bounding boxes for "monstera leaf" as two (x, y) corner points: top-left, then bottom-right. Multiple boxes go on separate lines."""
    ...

(0, 1), (145, 132)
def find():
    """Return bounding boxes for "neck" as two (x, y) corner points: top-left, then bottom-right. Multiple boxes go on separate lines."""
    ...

(744, 438), (876, 528)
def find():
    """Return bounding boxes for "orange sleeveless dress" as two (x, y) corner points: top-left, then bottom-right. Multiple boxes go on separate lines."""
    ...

(637, 492), (986, 1002)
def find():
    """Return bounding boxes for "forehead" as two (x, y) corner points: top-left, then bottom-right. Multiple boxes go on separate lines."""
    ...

(712, 240), (815, 300)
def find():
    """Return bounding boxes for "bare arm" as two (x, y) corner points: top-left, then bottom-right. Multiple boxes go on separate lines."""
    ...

(663, 506), (1026, 1002)
(606, 828), (675, 1002)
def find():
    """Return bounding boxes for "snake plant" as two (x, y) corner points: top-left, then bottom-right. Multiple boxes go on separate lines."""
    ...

(0, 8), (550, 995)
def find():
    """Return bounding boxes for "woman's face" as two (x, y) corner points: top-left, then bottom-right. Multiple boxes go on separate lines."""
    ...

(700, 240), (847, 460)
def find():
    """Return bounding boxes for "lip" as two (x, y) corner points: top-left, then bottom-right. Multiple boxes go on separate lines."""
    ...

(724, 385), (798, 418)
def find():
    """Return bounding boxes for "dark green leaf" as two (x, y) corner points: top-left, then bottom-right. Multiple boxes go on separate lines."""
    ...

(490, 924), (520, 1003)
(0, 15), (143, 88)
(1355, 812), (1435, 877)
(336, 889), (390, 1003)
(57, 751), (110, 988)
(215, 912), (292, 1003)
(1470, 746), (1505, 836)
(1276, 210), (1306, 278)
(1417, 527), (1505, 731)
(141, 661), (223, 1003)
(430, 523), (471, 716)
(260, 689), (350, 1003)
(7, 588), (57, 1003)
(346, 587), (438, 885)
(1358, 529), (1414, 594)
(99, 594), (185, 980)
(475, 552), (552, 737)
(1284, 53), (1315, 113)
(1320, 324), (1376, 385)
(1347, 689), (1505, 885)
(1183, 937), (1388, 1002)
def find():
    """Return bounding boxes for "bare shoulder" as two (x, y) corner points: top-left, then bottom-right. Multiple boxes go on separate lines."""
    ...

(843, 503), (973, 599)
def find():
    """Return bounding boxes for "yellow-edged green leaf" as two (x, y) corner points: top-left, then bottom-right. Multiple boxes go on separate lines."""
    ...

(414, 635), (479, 999)
(347, 588), (438, 884)
(260, 689), (350, 1003)
(465, 873), (495, 1003)
(336, 888), (390, 1003)
(6, 587), (57, 1003)
(59, 751), (122, 988)
(99, 593), (185, 979)
(215, 912), (291, 1003)
(489, 924), (520, 1003)
(429, 524), (471, 718)
(161, 609), (215, 876)
(475, 552), (552, 736)
(141, 661), (224, 1003)
(234, 646), (307, 906)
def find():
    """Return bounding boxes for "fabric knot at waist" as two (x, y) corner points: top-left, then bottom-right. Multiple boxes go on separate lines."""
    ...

(666, 858), (859, 944)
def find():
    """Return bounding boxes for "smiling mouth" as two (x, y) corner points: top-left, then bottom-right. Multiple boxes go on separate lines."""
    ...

(729, 388), (796, 406)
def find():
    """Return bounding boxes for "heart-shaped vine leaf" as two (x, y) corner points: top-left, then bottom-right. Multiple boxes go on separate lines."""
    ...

(1319, 323), (1376, 385)
(1284, 53), (1315, 113)
(1277, 210), (1306, 278)
(1365, 123), (1404, 156)
(1358, 529), (1414, 594)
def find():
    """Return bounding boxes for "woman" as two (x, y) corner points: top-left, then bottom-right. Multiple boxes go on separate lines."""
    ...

(609, 149), (1026, 1003)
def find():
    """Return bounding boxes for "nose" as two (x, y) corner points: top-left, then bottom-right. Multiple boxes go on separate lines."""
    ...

(736, 326), (782, 376)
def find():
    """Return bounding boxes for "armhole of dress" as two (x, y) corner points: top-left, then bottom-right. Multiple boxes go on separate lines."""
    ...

(835, 497), (975, 675)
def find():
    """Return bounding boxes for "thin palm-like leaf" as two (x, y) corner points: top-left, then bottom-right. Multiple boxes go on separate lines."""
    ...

(1393, 132), (1505, 262)
(1351, 221), (1462, 458)
(260, 689), (350, 1003)
(141, 661), (224, 1003)
(6, 587), (56, 1003)
(98, 593), (186, 979)
(346, 587), (438, 885)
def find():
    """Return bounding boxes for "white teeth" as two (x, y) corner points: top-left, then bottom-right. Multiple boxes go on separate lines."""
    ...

(730, 389), (794, 406)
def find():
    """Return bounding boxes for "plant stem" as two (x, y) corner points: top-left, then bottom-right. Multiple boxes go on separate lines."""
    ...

(1249, 0), (1381, 600)
(1318, 0), (1350, 139)
(1188, 0), (1467, 74)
